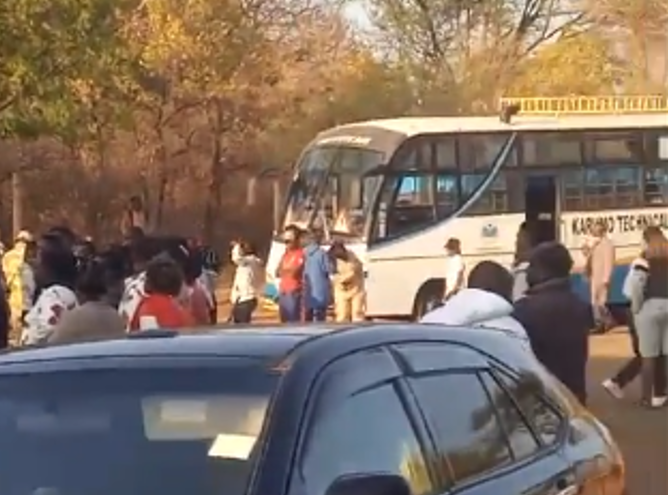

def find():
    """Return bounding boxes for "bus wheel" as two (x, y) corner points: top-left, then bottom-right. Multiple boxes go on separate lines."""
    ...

(412, 279), (445, 321)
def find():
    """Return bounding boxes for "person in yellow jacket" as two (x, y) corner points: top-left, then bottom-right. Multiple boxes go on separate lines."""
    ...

(329, 241), (366, 322)
(2, 230), (33, 336)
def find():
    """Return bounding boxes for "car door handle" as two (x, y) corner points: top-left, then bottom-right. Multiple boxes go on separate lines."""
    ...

(556, 484), (579, 495)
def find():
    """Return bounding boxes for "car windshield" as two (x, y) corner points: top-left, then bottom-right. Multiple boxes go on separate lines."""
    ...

(0, 361), (279, 495)
(284, 146), (384, 238)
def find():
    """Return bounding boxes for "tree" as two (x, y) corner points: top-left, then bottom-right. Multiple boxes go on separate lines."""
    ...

(0, 0), (136, 139)
(506, 30), (622, 96)
(365, 0), (590, 112)
(586, 0), (668, 90)
(0, 0), (416, 242)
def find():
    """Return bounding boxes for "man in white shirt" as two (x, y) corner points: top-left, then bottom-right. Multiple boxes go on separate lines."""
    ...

(444, 238), (465, 301)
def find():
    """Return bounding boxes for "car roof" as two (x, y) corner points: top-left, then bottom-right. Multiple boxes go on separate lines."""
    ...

(0, 325), (342, 366)
(0, 323), (523, 369)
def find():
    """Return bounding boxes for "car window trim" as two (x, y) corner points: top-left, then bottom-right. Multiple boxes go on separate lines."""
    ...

(395, 376), (451, 493)
(477, 368), (561, 473)
(406, 367), (574, 492)
(405, 369), (527, 489)
(477, 369), (530, 464)
(489, 367), (569, 451)
(296, 378), (433, 491)
(291, 346), (413, 489)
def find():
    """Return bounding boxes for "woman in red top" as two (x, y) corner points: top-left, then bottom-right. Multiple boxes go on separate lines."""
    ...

(276, 225), (305, 323)
(129, 257), (194, 331)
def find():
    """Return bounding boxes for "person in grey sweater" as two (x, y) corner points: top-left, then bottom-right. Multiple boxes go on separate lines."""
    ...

(49, 261), (125, 345)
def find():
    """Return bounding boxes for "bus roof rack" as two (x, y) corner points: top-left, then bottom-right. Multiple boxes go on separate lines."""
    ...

(499, 95), (668, 116)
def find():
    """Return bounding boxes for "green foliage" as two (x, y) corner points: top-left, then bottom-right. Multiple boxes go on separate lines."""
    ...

(0, 0), (138, 140)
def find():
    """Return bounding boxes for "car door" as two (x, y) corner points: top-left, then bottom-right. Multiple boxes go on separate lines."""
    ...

(495, 366), (620, 495)
(287, 346), (439, 495)
(393, 342), (578, 495)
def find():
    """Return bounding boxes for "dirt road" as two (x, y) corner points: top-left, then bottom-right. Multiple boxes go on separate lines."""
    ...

(588, 332), (667, 495)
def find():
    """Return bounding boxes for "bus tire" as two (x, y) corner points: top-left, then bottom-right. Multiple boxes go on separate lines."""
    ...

(412, 279), (445, 321)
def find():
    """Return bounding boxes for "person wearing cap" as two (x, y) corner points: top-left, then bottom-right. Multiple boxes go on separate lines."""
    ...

(2, 230), (33, 339)
(443, 238), (465, 302)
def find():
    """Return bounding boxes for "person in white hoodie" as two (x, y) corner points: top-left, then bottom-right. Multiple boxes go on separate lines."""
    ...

(421, 260), (529, 347)
(230, 240), (264, 323)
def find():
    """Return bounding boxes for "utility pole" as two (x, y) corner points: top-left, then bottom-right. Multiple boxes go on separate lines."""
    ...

(11, 170), (23, 238)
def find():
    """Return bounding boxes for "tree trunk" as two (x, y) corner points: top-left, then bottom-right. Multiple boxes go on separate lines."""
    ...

(203, 134), (223, 244)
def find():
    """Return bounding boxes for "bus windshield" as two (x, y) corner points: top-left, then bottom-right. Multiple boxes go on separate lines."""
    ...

(284, 146), (384, 237)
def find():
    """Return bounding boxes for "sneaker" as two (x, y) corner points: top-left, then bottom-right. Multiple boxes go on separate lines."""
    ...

(602, 379), (624, 400)
(651, 396), (667, 408)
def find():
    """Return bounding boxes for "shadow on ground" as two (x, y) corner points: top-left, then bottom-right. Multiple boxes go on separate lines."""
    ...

(588, 332), (668, 495)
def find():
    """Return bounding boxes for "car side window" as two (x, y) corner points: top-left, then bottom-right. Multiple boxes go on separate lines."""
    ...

(409, 372), (513, 486)
(478, 371), (540, 461)
(494, 370), (563, 446)
(299, 383), (432, 495)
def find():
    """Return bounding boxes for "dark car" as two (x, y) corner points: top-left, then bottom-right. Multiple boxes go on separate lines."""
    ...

(0, 324), (625, 495)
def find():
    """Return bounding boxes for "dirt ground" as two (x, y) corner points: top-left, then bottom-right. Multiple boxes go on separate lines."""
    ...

(588, 331), (668, 495)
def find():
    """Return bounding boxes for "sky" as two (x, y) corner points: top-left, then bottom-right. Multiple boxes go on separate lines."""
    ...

(343, 0), (373, 30)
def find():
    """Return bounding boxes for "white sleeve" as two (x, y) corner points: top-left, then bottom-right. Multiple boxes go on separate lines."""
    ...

(445, 257), (465, 294)
(22, 288), (76, 345)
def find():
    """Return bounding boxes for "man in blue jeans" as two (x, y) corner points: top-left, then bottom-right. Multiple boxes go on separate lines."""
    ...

(303, 230), (332, 322)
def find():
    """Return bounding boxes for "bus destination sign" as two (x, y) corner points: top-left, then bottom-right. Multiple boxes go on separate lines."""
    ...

(571, 212), (668, 236)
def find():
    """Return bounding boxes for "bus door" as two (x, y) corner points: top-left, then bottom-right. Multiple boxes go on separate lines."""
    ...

(524, 174), (559, 243)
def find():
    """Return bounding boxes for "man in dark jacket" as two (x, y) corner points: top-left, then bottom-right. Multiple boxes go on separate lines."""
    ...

(512, 242), (593, 405)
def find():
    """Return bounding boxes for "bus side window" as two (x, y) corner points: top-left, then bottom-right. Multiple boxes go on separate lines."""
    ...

(567, 166), (642, 211)
(644, 166), (668, 206)
(371, 174), (437, 241)
(644, 133), (668, 206)
(435, 174), (458, 218)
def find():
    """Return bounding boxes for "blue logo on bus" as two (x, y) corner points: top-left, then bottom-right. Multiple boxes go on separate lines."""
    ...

(482, 224), (498, 238)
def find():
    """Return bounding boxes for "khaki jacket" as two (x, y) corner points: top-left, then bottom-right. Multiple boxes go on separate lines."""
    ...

(332, 252), (364, 299)
(586, 236), (615, 288)
(2, 244), (26, 313)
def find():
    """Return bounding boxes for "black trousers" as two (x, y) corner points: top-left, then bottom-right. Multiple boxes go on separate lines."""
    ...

(613, 310), (667, 395)
(232, 298), (257, 324)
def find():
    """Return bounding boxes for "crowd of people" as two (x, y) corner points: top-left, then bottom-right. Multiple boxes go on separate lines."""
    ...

(0, 226), (221, 347)
(270, 225), (366, 324)
(422, 219), (668, 410)
(0, 214), (666, 411)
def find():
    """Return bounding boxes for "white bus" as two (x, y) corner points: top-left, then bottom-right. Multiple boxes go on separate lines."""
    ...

(265, 96), (668, 319)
